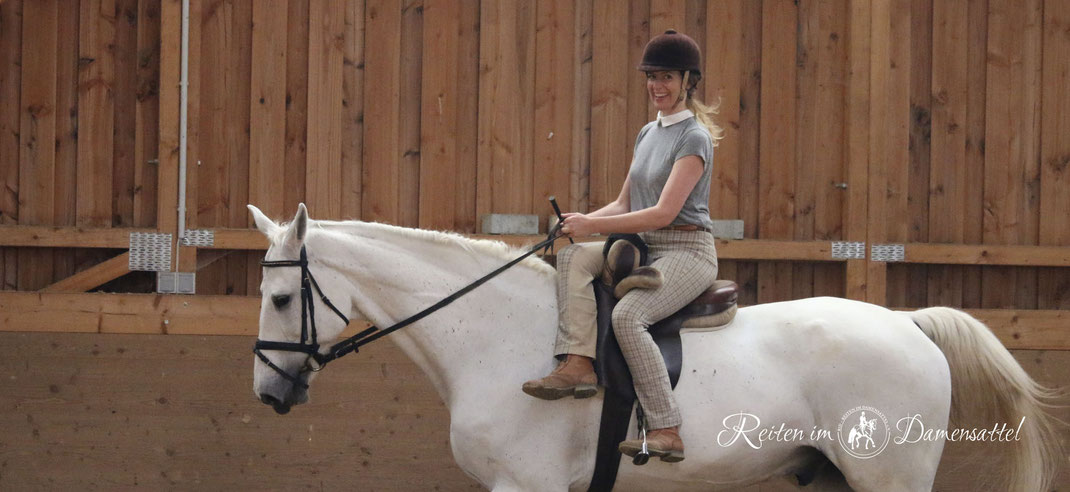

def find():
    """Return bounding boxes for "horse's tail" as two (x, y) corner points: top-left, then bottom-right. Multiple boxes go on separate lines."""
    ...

(908, 307), (1064, 492)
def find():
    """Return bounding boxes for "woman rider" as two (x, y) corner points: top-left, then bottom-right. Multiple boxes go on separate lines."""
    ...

(522, 30), (723, 463)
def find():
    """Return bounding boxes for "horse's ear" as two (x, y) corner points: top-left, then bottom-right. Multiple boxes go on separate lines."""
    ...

(283, 203), (309, 246)
(247, 204), (280, 236)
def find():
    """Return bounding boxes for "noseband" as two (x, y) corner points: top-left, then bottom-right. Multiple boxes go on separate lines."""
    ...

(254, 227), (563, 390)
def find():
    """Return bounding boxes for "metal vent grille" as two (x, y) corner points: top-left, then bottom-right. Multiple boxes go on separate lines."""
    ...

(871, 244), (905, 263)
(180, 229), (214, 247)
(831, 241), (866, 260)
(129, 232), (173, 272)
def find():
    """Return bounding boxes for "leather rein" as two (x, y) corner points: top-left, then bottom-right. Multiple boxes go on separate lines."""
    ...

(254, 226), (565, 389)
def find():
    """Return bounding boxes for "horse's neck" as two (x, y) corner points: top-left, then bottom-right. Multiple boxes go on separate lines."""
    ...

(317, 228), (559, 407)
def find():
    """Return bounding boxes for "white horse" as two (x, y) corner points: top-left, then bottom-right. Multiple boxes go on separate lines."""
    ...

(249, 204), (1061, 492)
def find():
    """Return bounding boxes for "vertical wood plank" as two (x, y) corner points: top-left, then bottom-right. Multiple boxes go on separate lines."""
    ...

(905, 0), (932, 307)
(18, 0), (58, 290)
(962, 0), (988, 308)
(705, 0), (742, 221)
(306, 0), (344, 220)
(196, 0), (229, 293)
(478, 1), (536, 217)
(813, 0), (847, 297)
(455, 0), (480, 232)
(249, 2), (287, 221)
(156, 0), (179, 242)
(982, 0), (1043, 308)
(570, 0), (593, 220)
(284, 0), (309, 218)
(340, 0), (364, 220)
(844, 0), (871, 301)
(881, 0), (912, 307)
(735, 0), (762, 304)
(114, 0), (140, 228)
(398, 0), (422, 228)
(133, 0), (161, 228)
(685, 1), (706, 101)
(866, 0), (892, 306)
(1038, 0), (1070, 309)
(533, 0), (575, 230)
(78, 0), (117, 228)
(649, 0), (686, 35)
(196, 0), (227, 231)
(793, 0), (819, 299)
(247, 1), (287, 294)
(626, 0), (651, 174)
(929, 0), (968, 306)
(362, 0), (401, 224)
(226, 1), (252, 295)
(757, 0), (796, 303)
(589, 0), (628, 213)
(705, 0), (743, 284)
(418, 0), (459, 230)
(0, 0), (22, 289)
(54, 3), (81, 282)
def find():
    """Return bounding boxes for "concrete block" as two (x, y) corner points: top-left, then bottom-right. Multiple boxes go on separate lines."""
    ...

(710, 220), (744, 239)
(481, 214), (540, 235)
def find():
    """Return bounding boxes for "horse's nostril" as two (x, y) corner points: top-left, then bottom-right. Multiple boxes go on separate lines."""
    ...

(260, 393), (291, 414)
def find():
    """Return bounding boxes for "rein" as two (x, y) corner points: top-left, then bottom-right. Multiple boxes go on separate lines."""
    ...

(254, 226), (565, 389)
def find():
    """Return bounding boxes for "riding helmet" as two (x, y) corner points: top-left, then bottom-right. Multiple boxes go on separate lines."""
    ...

(637, 29), (702, 79)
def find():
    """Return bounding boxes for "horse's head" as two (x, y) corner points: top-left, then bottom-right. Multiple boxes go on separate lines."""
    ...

(247, 203), (353, 414)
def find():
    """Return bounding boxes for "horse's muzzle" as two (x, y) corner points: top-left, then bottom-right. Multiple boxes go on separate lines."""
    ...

(260, 393), (293, 415)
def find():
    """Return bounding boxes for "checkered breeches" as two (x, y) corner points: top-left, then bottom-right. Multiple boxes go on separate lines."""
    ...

(553, 229), (718, 429)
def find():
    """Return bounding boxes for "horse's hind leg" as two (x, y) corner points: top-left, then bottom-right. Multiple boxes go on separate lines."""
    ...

(835, 442), (942, 492)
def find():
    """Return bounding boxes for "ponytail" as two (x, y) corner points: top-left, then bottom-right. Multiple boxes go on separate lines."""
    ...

(683, 71), (725, 147)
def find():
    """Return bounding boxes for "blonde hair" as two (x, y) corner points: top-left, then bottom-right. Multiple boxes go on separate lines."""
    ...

(681, 71), (725, 147)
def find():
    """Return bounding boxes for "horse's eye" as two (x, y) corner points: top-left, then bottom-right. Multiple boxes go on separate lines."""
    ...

(272, 294), (291, 308)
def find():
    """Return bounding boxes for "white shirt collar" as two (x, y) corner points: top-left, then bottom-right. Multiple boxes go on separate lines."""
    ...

(657, 109), (694, 127)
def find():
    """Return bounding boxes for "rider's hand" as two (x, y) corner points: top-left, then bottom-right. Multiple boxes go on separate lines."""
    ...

(561, 213), (597, 238)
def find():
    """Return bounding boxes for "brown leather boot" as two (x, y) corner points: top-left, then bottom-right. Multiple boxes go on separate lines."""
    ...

(521, 355), (598, 400)
(618, 426), (684, 463)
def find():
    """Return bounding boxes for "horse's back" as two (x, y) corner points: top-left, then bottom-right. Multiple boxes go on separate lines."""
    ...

(624, 297), (952, 489)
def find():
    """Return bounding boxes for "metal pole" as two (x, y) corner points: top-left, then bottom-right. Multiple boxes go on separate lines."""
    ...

(176, 0), (190, 271)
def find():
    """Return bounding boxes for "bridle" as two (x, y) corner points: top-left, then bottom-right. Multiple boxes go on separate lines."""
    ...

(254, 226), (564, 390)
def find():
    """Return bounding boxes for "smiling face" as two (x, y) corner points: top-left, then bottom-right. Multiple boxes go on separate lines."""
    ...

(646, 70), (686, 114)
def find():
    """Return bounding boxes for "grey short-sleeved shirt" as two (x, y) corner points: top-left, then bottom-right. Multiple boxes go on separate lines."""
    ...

(628, 114), (715, 228)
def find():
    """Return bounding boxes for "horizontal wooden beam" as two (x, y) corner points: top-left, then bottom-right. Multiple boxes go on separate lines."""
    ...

(896, 308), (1069, 351)
(902, 243), (1070, 267)
(0, 226), (153, 248)
(40, 252), (131, 293)
(0, 293), (1064, 350)
(0, 292), (261, 335)
(965, 309), (1069, 351)
(3, 226), (1068, 267)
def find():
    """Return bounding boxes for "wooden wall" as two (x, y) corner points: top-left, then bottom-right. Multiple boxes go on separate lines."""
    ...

(0, 332), (1066, 490)
(0, 0), (1068, 308)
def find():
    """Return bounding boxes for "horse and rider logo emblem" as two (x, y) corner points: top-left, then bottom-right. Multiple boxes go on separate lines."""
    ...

(837, 406), (890, 459)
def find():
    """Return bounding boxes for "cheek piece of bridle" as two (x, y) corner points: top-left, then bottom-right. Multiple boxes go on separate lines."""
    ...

(254, 224), (565, 390)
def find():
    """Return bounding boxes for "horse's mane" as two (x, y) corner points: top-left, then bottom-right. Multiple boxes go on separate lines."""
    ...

(290, 219), (557, 278)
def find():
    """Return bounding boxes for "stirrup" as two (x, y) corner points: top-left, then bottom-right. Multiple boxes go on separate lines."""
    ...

(633, 407), (651, 466)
